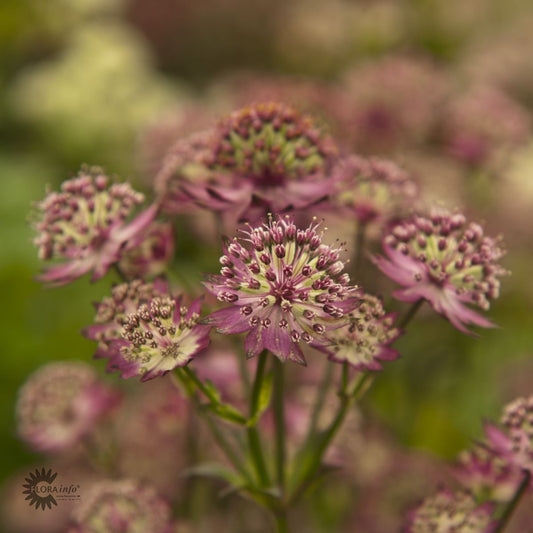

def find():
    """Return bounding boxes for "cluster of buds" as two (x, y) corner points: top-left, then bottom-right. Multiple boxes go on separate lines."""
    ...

(326, 294), (401, 371)
(485, 395), (533, 479)
(332, 155), (417, 226)
(374, 208), (507, 333)
(115, 295), (210, 381)
(404, 489), (496, 533)
(83, 278), (169, 362)
(69, 479), (174, 533)
(442, 86), (530, 168)
(16, 362), (119, 453)
(117, 221), (174, 279)
(167, 102), (338, 225)
(205, 215), (361, 364)
(32, 167), (157, 285)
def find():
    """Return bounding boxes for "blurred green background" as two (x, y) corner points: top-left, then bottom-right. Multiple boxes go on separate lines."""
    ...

(1, 0), (533, 490)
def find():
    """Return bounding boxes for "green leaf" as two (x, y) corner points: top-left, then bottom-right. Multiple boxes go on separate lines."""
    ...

(205, 403), (248, 425)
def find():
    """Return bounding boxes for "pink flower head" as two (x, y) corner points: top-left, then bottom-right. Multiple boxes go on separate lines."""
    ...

(69, 479), (174, 533)
(204, 215), (361, 364)
(374, 208), (507, 334)
(485, 395), (533, 478)
(32, 166), (157, 286)
(455, 446), (524, 502)
(332, 155), (418, 226)
(326, 293), (401, 370)
(117, 221), (174, 279)
(404, 489), (496, 533)
(83, 278), (169, 363)
(178, 102), (339, 224)
(16, 362), (119, 453)
(442, 86), (530, 168)
(112, 295), (210, 381)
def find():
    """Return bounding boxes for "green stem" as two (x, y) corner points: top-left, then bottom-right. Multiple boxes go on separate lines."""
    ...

(307, 362), (334, 438)
(351, 221), (367, 281)
(248, 351), (270, 486)
(495, 469), (531, 533)
(273, 357), (286, 492)
(172, 372), (251, 482)
(182, 366), (219, 403)
(274, 509), (289, 533)
(398, 299), (424, 330)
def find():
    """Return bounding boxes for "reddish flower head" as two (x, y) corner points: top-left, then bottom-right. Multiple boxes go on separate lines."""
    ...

(485, 395), (533, 479)
(69, 479), (174, 533)
(112, 295), (210, 381)
(332, 155), (417, 226)
(16, 362), (119, 453)
(326, 294), (401, 370)
(173, 102), (338, 224)
(204, 216), (361, 364)
(404, 489), (496, 533)
(33, 167), (157, 285)
(374, 209), (507, 333)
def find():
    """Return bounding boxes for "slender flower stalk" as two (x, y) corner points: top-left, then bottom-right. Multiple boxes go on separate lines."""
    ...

(494, 470), (531, 533)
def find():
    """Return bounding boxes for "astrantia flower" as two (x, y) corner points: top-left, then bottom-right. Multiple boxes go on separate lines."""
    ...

(326, 294), (401, 370)
(83, 278), (169, 363)
(442, 86), (530, 168)
(117, 221), (174, 279)
(178, 102), (338, 224)
(204, 216), (361, 364)
(374, 209), (507, 333)
(405, 489), (496, 533)
(332, 155), (417, 226)
(455, 446), (524, 502)
(69, 479), (174, 533)
(485, 395), (533, 478)
(16, 362), (119, 453)
(113, 295), (210, 381)
(32, 167), (157, 285)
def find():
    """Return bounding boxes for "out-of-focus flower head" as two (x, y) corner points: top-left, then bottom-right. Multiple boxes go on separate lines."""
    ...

(204, 215), (361, 364)
(374, 208), (507, 333)
(326, 293), (401, 370)
(32, 167), (157, 286)
(83, 278), (169, 363)
(69, 479), (174, 533)
(404, 489), (496, 533)
(339, 56), (450, 154)
(485, 395), (533, 479)
(173, 102), (338, 225)
(332, 155), (418, 227)
(112, 295), (210, 381)
(454, 445), (524, 502)
(16, 362), (119, 453)
(117, 221), (174, 280)
(441, 85), (530, 168)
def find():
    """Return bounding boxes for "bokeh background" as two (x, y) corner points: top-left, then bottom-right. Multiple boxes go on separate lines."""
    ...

(1, 0), (533, 530)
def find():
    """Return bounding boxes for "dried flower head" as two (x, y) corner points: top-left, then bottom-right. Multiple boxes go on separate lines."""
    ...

(374, 208), (507, 333)
(326, 294), (401, 370)
(114, 295), (210, 381)
(83, 278), (169, 363)
(117, 221), (174, 279)
(485, 395), (533, 477)
(32, 167), (157, 285)
(332, 155), (417, 226)
(177, 102), (338, 224)
(405, 489), (496, 533)
(69, 479), (174, 533)
(204, 215), (361, 364)
(16, 362), (118, 453)
(455, 446), (524, 502)
(442, 86), (530, 168)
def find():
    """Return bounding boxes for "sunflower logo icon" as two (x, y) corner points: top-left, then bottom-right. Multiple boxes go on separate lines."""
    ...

(22, 467), (58, 510)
